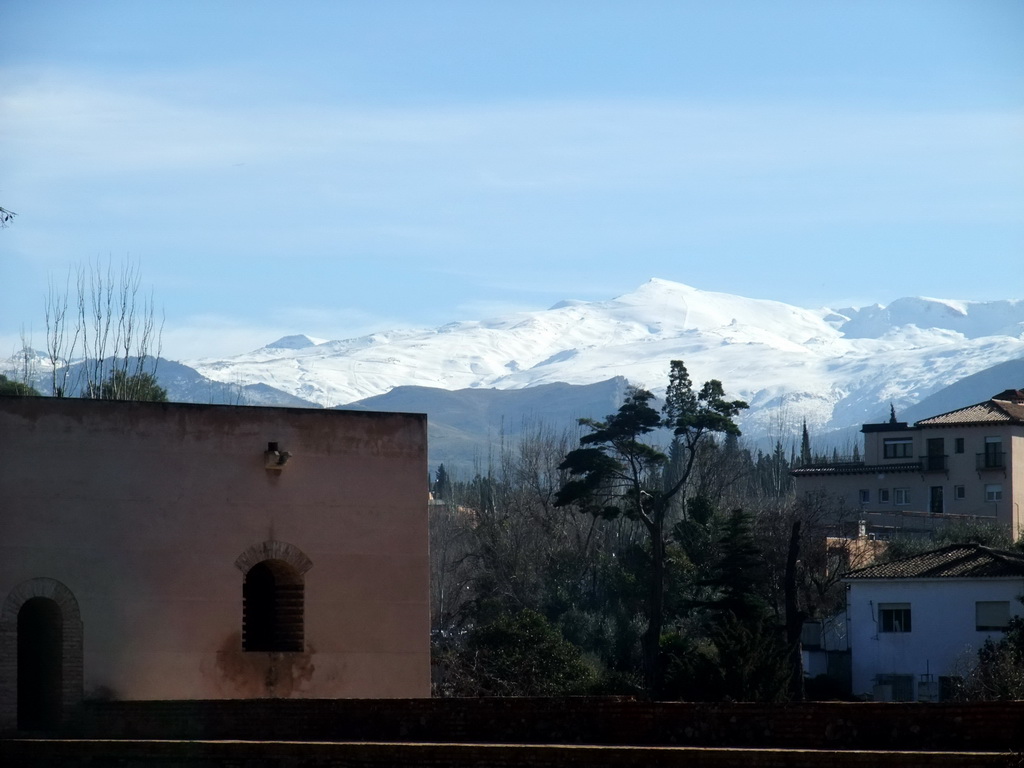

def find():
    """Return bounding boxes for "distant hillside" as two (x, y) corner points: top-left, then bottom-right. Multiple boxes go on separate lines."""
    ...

(338, 377), (630, 474)
(900, 357), (1024, 424)
(3, 355), (319, 409)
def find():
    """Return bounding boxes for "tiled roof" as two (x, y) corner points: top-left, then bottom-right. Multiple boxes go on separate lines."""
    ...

(916, 390), (1024, 427)
(845, 544), (1024, 580)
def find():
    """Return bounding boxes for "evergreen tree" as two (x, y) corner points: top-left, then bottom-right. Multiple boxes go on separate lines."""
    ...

(91, 369), (168, 402)
(0, 374), (40, 396)
(555, 360), (747, 696)
(433, 463), (452, 500)
(709, 509), (768, 622)
(703, 509), (791, 701)
(799, 420), (812, 466)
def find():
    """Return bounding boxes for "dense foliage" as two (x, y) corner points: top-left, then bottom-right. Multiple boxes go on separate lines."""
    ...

(429, 362), (863, 701)
(959, 610), (1024, 700)
(89, 369), (168, 402)
(553, 361), (747, 694)
(0, 374), (41, 396)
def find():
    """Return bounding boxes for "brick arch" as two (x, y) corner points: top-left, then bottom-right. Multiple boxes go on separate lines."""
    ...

(1, 578), (82, 625)
(234, 540), (313, 576)
(234, 542), (312, 654)
(0, 578), (84, 731)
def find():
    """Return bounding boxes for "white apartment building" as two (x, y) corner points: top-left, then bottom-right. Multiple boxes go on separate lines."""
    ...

(843, 544), (1024, 701)
(792, 389), (1024, 540)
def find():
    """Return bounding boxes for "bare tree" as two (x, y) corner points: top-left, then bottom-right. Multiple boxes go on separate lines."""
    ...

(44, 258), (164, 399)
(429, 476), (478, 637)
(0, 207), (16, 228)
(13, 327), (39, 390)
(45, 272), (80, 397)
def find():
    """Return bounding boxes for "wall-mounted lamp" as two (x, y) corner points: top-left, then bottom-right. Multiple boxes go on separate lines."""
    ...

(265, 441), (292, 470)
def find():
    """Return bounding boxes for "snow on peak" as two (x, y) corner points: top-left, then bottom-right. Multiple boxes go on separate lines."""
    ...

(835, 296), (1024, 339)
(184, 279), (1024, 437)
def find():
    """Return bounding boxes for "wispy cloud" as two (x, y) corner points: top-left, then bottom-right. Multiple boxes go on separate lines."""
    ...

(4, 70), (1020, 207)
(3, 66), (1021, 359)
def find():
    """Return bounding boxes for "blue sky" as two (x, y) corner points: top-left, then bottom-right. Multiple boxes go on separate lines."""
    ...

(2, 1), (1022, 360)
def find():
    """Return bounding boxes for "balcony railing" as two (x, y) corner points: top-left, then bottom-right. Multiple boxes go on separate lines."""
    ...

(977, 452), (1006, 471)
(795, 455), (863, 469)
(919, 455), (948, 472)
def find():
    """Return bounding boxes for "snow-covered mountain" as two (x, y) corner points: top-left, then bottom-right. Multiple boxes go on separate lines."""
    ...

(186, 279), (1024, 439)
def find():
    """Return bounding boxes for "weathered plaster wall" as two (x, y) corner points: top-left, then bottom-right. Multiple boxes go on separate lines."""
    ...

(0, 397), (429, 725)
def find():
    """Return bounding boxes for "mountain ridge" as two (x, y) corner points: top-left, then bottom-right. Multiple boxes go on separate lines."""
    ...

(185, 279), (1024, 437)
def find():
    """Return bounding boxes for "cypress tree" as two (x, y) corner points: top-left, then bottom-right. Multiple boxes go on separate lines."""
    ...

(800, 420), (812, 466)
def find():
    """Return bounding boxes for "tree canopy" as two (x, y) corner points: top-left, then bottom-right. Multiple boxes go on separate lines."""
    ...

(90, 369), (168, 402)
(554, 360), (748, 696)
(0, 374), (40, 396)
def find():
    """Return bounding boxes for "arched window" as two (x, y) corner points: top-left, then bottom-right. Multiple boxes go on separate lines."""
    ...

(18, 597), (64, 730)
(242, 559), (304, 652)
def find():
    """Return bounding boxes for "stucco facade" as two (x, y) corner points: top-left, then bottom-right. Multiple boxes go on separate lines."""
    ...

(792, 390), (1024, 539)
(0, 397), (429, 731)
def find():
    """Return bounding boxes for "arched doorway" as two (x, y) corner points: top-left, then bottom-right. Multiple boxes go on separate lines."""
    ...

(243, 559), (304, 652)
(18, 597), (63, 730)
(0, 578), (83, 732)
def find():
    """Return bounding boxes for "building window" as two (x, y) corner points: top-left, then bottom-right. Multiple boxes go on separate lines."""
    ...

(878, 602), (911, 632)
(980, 437), (1004, 469)
(878, 488), (890, 504)
(929, 486), (944, 515)
(859, 489), (870, 504)
(954, 438), (965, 454)
(924, 437), (945, 471)
(985, 484), (1003, 502)
(894, 488), (910, 506)
(954, 485), (965, 500)
(883, 438), (913, 459)
(243, 559), (304, 652)
(976, 601), (1011, 631)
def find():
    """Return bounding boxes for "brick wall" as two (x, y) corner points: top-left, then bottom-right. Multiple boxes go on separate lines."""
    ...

(2, 739), (1019, 767)
(59, 698), (1024, 752)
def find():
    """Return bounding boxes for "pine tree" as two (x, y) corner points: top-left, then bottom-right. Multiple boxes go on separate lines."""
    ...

(434, 463), (452, 500)
(556, 360), (747, 696)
